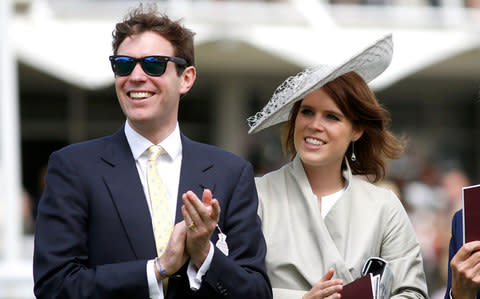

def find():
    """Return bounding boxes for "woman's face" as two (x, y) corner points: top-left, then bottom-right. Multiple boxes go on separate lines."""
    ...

(293, 87), (363, 171)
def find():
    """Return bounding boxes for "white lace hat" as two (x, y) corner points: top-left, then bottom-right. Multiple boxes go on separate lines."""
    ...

(247, 34), (393, 134)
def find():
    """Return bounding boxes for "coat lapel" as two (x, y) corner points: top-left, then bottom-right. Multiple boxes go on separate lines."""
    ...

(100, 128), (157, 259)
(98, 131), (215, 262)
(290, 156), (354, 283)
(166, 135), (216, 299)
(175, 134), (215, 223)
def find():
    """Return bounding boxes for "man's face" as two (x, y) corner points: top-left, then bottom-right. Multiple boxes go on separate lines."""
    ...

(114, 31), (194, 139)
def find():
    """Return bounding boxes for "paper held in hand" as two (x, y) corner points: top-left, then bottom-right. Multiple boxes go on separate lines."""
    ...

(462, 184), (480, 244)
(339, 257), (393, 299)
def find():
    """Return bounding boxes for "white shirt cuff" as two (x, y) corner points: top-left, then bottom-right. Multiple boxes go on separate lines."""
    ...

(147, 259), (164, 299)
(187, 241), (214, 291)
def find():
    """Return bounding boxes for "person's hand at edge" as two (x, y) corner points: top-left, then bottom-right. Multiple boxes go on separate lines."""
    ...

(451, 240), (480, 299)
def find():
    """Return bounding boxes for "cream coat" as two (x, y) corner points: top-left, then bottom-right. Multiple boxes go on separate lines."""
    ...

(256, 156), (429, 299)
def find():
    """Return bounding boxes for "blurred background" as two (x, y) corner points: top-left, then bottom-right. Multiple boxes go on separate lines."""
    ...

(2, 0), (480, 297)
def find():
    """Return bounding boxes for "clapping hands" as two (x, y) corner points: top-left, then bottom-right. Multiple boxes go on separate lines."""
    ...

(182, 189), (221, 268)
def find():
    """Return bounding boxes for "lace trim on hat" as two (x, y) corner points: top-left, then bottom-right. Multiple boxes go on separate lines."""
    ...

(246, 66), (319, 130)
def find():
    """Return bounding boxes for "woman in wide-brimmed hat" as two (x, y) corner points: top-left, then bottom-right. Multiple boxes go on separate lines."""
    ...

(248, 34), (428, 299)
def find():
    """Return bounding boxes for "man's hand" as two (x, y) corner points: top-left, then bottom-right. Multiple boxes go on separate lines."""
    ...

(155, 221), (188, 282)
(181, 189), (221, 268)
(451, 240), (480, 299)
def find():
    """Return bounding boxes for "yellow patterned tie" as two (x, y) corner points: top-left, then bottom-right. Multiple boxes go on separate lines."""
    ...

(147, 145), (173, 256)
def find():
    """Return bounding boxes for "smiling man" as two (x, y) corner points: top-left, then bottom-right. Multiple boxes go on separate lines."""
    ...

(33, 5), (271, 299)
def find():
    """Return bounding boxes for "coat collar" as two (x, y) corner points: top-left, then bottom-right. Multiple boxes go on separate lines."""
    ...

(176, 134), (216, 222)
(100, 127), (157, 259)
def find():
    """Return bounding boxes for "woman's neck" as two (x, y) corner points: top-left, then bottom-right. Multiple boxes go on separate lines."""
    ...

(302, 162), (345, 199)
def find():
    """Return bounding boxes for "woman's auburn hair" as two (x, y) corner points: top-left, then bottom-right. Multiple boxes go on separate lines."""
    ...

(281, 71), (405, 183)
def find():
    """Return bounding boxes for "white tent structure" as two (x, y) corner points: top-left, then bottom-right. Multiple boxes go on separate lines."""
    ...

(0, 0), (32, 298)
(11, 1), (480, 91)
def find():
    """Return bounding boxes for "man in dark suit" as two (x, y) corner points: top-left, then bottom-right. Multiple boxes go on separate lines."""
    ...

(445, 209), (480, 299)
(33, 5), (272, 299)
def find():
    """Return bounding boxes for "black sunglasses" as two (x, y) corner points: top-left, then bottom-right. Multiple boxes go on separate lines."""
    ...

(109, 55), (187, 77)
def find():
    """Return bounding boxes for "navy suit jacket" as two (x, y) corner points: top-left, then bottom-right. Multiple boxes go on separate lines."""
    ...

(445, 209), (480, 299)
(33, 127), (272, 299)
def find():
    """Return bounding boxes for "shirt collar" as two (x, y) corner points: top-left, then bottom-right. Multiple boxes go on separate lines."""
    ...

(124, 121), (182, 161)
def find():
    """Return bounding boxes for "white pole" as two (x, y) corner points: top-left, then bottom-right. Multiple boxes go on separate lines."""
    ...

(0, 0), (23, 261)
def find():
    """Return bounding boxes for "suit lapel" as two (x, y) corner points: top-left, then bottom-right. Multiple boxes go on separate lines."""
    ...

(167, 135), (216, 298)
(98, 131), (215, 262)
(101, 128), (157, 259)
(175, 134), (215, 223)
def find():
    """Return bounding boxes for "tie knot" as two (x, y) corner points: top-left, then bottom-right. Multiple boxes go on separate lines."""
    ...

(147, 145), (164, 161)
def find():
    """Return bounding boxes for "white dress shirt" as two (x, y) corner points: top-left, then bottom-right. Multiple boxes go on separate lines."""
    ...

(124, 121), (214, 299)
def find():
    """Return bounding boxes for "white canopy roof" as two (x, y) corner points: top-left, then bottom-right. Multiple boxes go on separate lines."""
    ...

(11, 0), (480, 90)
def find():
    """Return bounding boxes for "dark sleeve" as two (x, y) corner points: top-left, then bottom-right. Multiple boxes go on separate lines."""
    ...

(33, 151), (149, 299)
(192, 161), (272, 299)
(445, 210), (466, 299)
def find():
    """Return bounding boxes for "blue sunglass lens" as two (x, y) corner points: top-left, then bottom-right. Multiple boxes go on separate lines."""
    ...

(112, 57), (135, 76)
(111, 56), (169, 76)
(142, 57), (167, 76)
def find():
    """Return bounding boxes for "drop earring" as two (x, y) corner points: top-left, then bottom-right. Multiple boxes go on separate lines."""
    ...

(351, 141), (356, 162)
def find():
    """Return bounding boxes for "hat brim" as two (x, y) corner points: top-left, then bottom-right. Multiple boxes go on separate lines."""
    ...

(247, 34), (393, 134)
